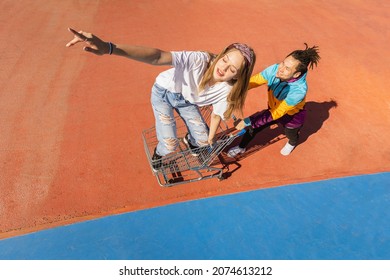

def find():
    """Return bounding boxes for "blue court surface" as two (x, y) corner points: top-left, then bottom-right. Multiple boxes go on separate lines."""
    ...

(0, 172), (389, 260)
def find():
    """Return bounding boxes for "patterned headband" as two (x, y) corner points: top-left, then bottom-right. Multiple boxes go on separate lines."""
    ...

(229, 43), (254, 66)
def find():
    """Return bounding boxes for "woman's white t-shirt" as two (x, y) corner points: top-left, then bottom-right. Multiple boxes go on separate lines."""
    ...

(155, 51), (231, 119)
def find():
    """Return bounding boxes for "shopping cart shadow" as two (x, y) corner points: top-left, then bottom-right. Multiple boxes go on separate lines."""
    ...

(217, 125), (286, 179)
(219, 100), (338, 178)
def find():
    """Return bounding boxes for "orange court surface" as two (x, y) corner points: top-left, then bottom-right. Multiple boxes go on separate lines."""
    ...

(0, 0), (389, 240)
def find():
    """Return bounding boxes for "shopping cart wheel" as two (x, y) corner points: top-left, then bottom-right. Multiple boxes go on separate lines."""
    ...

(218, 173), (226, 181)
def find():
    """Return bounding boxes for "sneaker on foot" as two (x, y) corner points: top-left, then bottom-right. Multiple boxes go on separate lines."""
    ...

(280, 142), (295, 156)
(151, 148), (162, 172)
(227, 145), (246, 158)
(183, 133), (200, 156)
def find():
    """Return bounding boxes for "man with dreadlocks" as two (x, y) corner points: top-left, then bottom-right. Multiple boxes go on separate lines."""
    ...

(227, 43), (320, 157)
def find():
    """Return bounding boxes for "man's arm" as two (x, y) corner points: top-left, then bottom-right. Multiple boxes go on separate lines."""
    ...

(248, 73), (267, 89)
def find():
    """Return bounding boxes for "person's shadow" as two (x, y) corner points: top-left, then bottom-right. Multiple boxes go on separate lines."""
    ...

(216, 100), (338, 179)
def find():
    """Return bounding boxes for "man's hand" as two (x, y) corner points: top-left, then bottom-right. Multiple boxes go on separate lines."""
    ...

(235, 120), (247, 130)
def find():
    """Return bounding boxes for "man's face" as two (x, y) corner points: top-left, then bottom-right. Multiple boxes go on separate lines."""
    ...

(276, 55), (300, 81)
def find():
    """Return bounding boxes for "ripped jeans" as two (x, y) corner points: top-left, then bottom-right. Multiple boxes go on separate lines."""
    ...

(151, 83), (209, 156)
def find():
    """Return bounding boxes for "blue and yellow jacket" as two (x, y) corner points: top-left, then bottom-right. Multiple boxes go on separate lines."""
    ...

(248, 64), (308, 128)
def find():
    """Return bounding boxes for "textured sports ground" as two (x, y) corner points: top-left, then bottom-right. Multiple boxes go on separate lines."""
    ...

(0, 0), (389, 259)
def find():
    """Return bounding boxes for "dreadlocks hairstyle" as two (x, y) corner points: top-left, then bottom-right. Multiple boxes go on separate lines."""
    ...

(287, 43), (320, 76)
(198, 44), (256, 119)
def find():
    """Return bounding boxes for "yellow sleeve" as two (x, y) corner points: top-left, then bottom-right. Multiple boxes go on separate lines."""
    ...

(248, 73), (267, 90)
(269, 100), (296, 120)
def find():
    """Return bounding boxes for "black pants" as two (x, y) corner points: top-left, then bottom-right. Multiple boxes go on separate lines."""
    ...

(238, 122), (302, 149)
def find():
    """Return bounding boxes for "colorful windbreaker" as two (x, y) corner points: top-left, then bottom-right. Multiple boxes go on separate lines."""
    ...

(247, 63), (308, 128)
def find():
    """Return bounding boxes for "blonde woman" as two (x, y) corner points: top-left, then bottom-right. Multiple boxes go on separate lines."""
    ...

(66, 28), (255, 170)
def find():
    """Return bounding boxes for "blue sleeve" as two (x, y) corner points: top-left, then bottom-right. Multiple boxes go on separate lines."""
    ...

(260, 64), (278, 85)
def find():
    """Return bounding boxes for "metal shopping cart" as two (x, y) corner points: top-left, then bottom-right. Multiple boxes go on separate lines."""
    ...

(142, 106), (245, 187)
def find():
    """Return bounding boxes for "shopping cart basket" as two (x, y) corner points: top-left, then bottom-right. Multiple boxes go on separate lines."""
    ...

(142, 106), (246, 187)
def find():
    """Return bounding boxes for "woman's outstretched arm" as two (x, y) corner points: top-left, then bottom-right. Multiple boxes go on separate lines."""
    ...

(66, 28), (172, 65)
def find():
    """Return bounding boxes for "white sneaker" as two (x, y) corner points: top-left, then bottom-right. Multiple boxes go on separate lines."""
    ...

(227, 145), (246, 158)
(280, 142), (295, 156)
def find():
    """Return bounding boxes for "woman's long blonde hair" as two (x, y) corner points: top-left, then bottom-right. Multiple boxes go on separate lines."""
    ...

(198, 44), (256, 119)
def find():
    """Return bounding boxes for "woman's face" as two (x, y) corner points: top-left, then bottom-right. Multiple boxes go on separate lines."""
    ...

(212, 49), (245, 83)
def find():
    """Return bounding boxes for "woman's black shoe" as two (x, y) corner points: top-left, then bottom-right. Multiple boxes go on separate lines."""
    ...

(183, 133), (200, 156)
(152, 148), (162, 172)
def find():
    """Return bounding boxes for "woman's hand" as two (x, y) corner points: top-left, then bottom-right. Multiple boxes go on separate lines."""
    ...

(233, 117), (242, 127)
(66, 28), (110, 55)
(208, 136), (215, 146)
(66, 28), (173, 65)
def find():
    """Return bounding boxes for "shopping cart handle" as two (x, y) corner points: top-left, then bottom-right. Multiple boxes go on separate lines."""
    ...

(236, 129), (247, 137)
(207, 129), (247, 151)
(231, 115), (248, 137)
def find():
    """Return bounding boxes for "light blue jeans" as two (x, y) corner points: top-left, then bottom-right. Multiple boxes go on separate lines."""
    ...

(151, 83), (209, 156)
